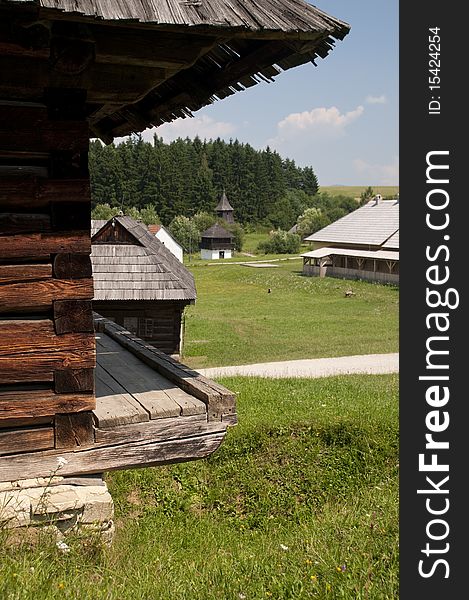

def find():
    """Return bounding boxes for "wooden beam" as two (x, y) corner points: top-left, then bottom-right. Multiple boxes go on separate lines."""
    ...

(0, 264), (52, 285)
(0, 165), (48, 178)
(0, 319), (95, 384)
(49, 150), (89, 180)
(43, 88), (88, 121)
(0, 100), (48, 126)
(0, 56), (169, 104)
(221, 413), (238, 426)
(0, 213), (51, 236)
(0, 279), (93, 313)
(0, 18), (221, 68)
(92, 26), (219, 69)
(0, 416), (53, 430)
(0, 431), (225, 482)
(0, 426), (54, 456)
(94, 414), (225, 447)
(0, 231), (90, 260)
(0, 389), (95, 422)
(0, 122), (88, 153)
(0, 177), (91, 210)
(0, 372), (54, 386)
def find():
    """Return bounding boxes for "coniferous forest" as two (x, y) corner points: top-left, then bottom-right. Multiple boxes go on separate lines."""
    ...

(89, 134), (321, 227)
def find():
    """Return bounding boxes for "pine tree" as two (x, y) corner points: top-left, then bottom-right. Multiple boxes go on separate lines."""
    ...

(88, 135), (323, 228)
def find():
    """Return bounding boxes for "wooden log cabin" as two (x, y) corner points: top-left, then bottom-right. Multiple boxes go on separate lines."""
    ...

(0, 0), (349, 484)
(91, 216), (196, 357)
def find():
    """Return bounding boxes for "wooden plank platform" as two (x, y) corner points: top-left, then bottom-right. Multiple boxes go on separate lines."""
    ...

(0, 316), (237, 482)
(94, 314), (237, 423)
(95, 332), (207, 427)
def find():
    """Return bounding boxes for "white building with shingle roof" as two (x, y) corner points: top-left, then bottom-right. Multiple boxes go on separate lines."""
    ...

(302, 196), (399, 285)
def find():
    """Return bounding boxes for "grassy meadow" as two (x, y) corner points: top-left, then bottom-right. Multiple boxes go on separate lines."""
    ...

(1, 374), (399, 600)
(183, 260), (399, 368)
(318, 186), (399, 200)
(1, 233), (399, 598)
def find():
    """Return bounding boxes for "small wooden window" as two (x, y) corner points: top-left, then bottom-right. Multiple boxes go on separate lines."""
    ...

(139, 318), (157, 338)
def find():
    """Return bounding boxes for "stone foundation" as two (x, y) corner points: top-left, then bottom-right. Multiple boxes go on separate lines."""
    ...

(0, 474), (114, 544)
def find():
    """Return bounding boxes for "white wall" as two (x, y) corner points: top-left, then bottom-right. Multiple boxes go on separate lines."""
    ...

(200, 248), (232, 260)
(155, 226), (184, 262)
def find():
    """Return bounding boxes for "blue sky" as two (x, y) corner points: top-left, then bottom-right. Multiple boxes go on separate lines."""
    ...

(138, 1), (399, 187)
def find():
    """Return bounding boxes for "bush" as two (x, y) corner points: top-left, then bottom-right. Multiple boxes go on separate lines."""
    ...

(91, 203), (120, 220)
(296, 207), (330, 239)
(193, 212), (216, 234)
(221, 221), (244, 252)
(256, 229), (301, 254)
(168, 215), (200, 252)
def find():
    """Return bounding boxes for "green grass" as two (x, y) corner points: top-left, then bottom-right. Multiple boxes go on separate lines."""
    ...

(0, 374), (399, 599)
(319, 186), (399, 200)
(241, 230), (272, 254)
(183, 261), (398, 368)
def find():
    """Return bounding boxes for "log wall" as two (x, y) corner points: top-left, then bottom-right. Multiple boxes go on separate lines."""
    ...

(0, 99), (95, 461)
(92, 300), (187, 356)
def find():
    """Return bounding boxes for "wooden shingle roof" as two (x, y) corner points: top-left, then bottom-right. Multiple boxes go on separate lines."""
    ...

(7, 0), (349, 34)
(305, 199), (399, 249)
(91, 219), (108, 236)
(91, 217), (196, 301)
(382, 230), (399, 250)
(216, 191), (234, 212)
(201, 223), (234, 239)
(2, 0), (350, 142)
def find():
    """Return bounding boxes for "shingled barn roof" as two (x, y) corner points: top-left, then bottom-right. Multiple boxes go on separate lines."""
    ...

(304, 199), (399, 249)
(1, 0), (350, 142)
(91, 216), (196, 301)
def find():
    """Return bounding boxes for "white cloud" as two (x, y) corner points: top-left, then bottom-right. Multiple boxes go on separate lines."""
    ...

(280, 105), (363, 136)
(353, 156), (399, 185)
(140, 115), (236, 143)
(267, 105), (364, 150)
(366, 95), (387, 104)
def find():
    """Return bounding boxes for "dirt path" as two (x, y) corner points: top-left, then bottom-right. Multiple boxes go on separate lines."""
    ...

(206, 256), (302, 265)
(197, 353), (399, 379)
